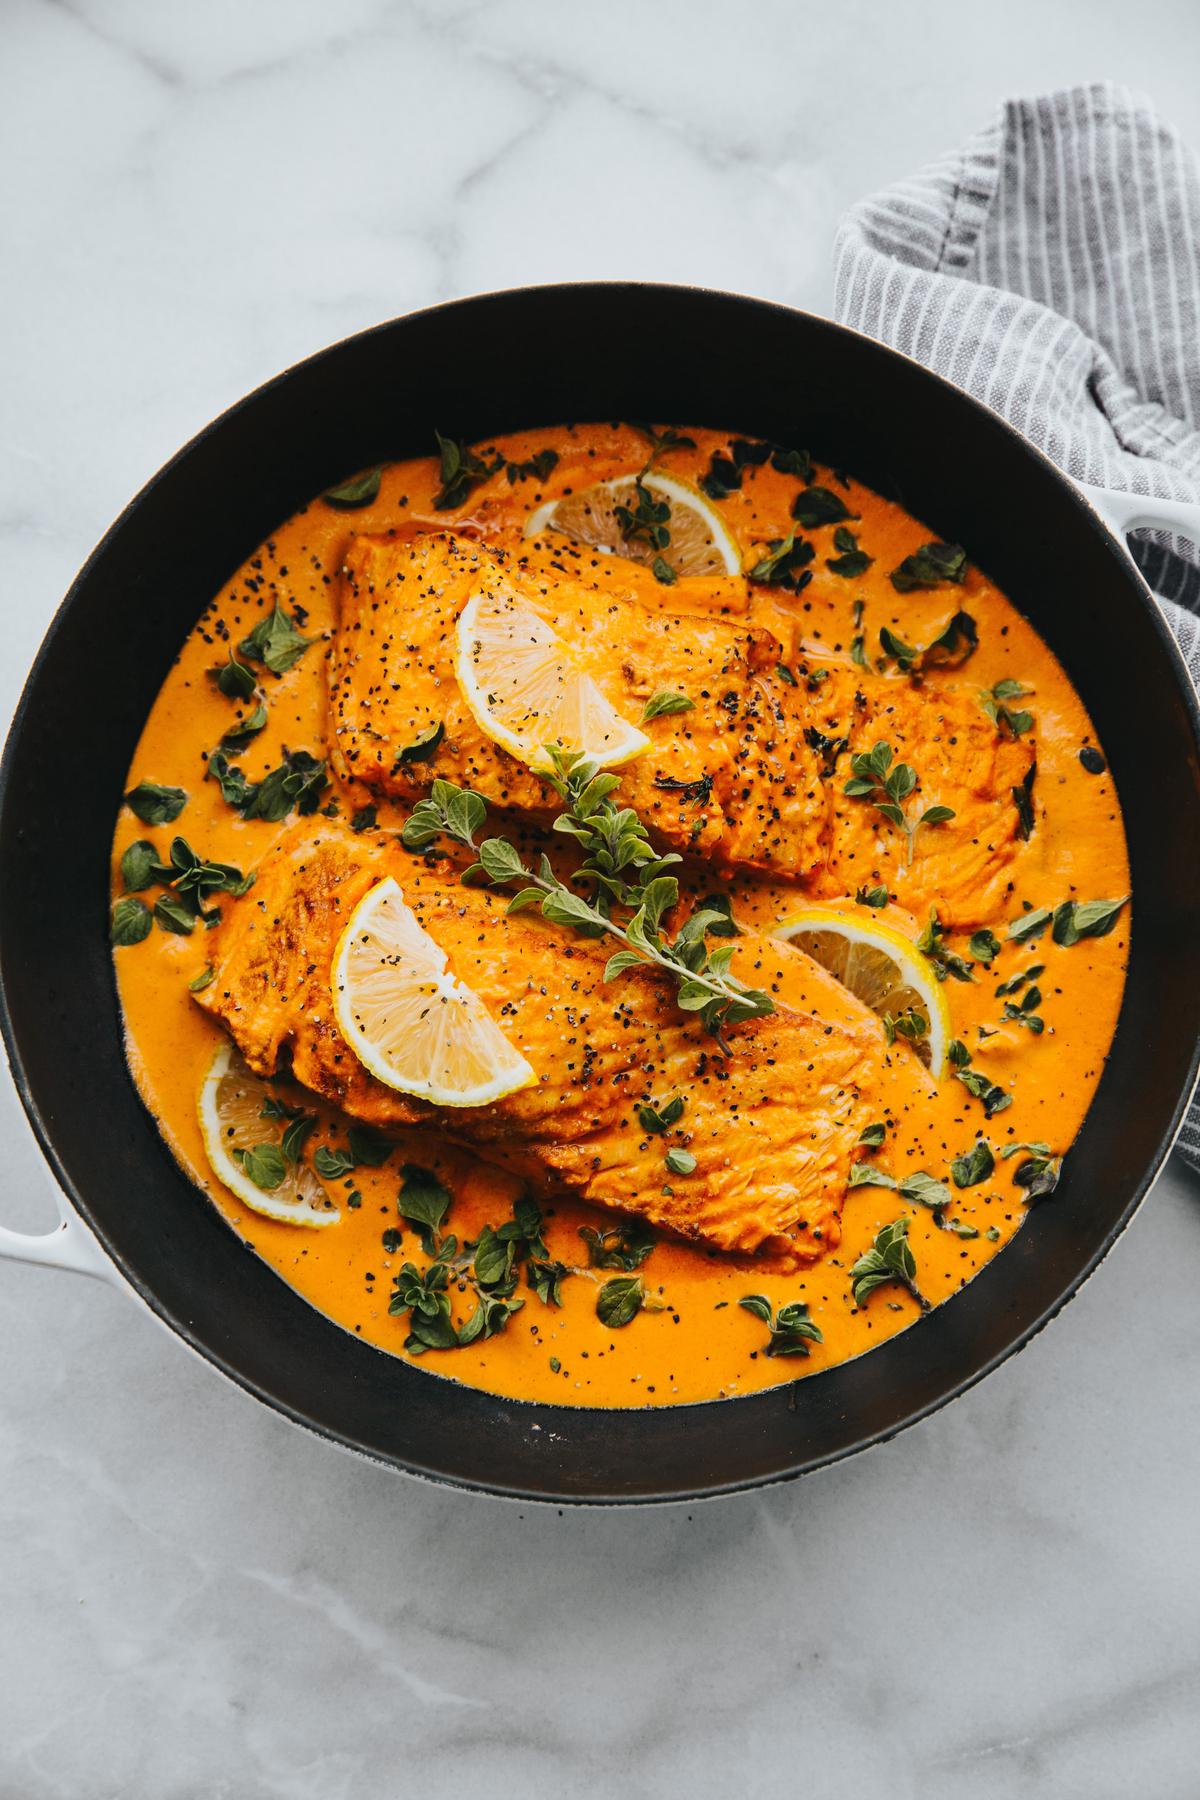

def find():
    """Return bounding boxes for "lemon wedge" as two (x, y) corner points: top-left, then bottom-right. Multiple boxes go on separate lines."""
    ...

(454, 588), (650, 772)
(773, 906), (951, 1078)
(332, 877), (535, 1106)
(198, 1041), (339, 1228)
(525, 471), (741, 577)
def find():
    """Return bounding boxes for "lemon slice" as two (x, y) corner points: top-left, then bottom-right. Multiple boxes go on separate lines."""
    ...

(455, 588), (650, 772)
(332, 876), (535, 1106)
(525, 471), (741, 577)
(198, 1042), (339, 1228)
(774, 906), (950, 1078)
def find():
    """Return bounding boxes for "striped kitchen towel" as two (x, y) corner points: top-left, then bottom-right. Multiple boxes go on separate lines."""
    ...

(834, 81), (1200, 1168)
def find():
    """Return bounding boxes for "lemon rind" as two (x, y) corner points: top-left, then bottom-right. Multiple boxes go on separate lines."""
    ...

(197, 1042), (341, 1229)
(773, 906), (950, 1080)
(331, 877), (536, 1108)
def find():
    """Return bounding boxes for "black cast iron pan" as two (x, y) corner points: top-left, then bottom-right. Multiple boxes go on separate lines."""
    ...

(2, 283), (1199, 1503)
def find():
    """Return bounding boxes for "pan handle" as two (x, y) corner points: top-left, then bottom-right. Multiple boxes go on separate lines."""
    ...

(0, 1190), (114, 1282)
(1076, 481), (1200, 550)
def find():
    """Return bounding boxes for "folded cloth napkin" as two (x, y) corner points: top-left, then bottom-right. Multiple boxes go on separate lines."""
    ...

(834, 80), (1200, 1169)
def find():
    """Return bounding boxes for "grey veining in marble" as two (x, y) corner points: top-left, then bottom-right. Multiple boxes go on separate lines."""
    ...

(3, 2), (1200, 1794)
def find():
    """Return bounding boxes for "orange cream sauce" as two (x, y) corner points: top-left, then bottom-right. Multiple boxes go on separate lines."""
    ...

(112, 424), (1130, 1407)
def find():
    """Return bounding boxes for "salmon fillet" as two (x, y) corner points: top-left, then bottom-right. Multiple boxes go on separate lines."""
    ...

(329, 531), (1034, 926)
(329, 530), (831, 882)
(195, 822), (884, 1262)
(806, 667), (1035, 926)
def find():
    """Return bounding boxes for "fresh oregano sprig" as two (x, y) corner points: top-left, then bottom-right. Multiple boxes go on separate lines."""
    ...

(843, 740), (956, 867)
(401, 756), (773, 1050)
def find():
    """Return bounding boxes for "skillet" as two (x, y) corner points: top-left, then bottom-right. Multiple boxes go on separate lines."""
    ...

(2, 281), (1199, 1504)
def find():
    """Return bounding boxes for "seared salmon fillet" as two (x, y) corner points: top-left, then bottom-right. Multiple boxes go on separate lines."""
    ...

(805, 667), (1035, 926)
(195, 822), (884, 1262)
(330, 530), (832, 881)
(329, 531), (1034, 926)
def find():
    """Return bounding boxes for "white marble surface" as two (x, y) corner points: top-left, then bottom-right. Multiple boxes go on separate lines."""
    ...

(4, 2), (1200, 1793)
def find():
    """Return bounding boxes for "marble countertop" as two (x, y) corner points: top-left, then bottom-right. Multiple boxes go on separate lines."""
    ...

(4, 2), (1200, 1794)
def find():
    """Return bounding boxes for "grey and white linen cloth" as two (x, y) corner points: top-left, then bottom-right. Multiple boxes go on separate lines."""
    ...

(834, 81), (1200, 1167)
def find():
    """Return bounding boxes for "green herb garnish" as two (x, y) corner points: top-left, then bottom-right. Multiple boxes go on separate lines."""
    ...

(879, 610), (977, 675)
(951, 1041), (1013, 1117)
(323, 467), (382, 509)
(847, 1165), (950, 1212)
(313, 1152), (354, 1180)
(579, 1219), (656, 1271)
(153, 893), (197, 936)
(849, 596), (870, 669)
(219, 702), (268, 753)
(889, 542), (968, 593)
(637, 1095), (685, 1135)
(843, 741), (956, 864)
(432, 432), (503, 510)
(125, 781), (187, 826)
(596, 1276), (645, 1329)
(951, 1140), (994, 1188)
(238, 601), (312, 677)
(791, 485), (853, 528)
(111, 896), (153, 946)
(232, 1142), (287, 1191)
(505, 448), (560, 486)
(849, 1217), (927, 1310)
(212, 653), (257, 699)
(982, 678), (1034, 736)
(825, 526), (872, 578)
(396, 1164), (453, 1256)
(526, 1258), (570, 1307)
(1008, 907), (1052, 944)
(1051, 896), (1128, 946)
(392, 721), (445, 768)
(208, 746), (328, 822)
(746, 533), (815, 591)
(1013, 763), (1037, 840)
(613, 477), (675, 583)
(402, 759), (774, 1050)
(917, 910), (974, 983)
(641, 690), (694, 723)
(738, 1294), (823, 1357)
(1001, 984), (1044, 1032)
